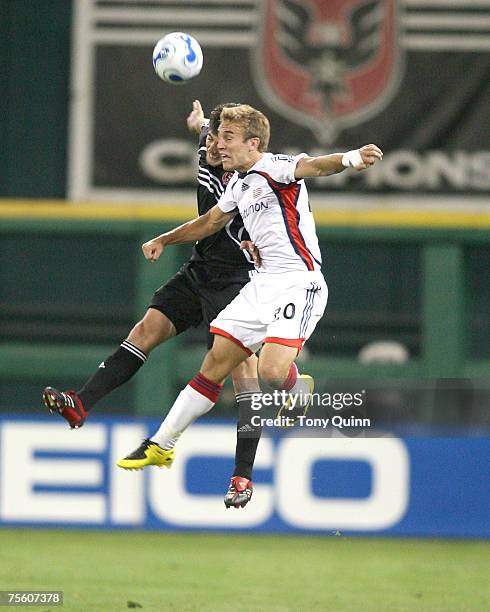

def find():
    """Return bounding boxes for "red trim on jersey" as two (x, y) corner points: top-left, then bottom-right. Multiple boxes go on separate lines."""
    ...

(255, 171), (315, 271)
(210, 326), (253, 356)
(264, 336), (305, 349)
(280, 183), (315, 271)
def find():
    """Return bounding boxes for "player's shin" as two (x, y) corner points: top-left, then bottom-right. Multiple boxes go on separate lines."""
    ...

(224, 391), (261, 508)
(150, 372), (222, 449)
(78, 340), (147, 409)
(233, 391), (262, 480)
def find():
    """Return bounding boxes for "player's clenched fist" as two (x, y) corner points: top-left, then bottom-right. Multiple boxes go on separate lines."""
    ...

(359, 144), (383, 167)
(142, 237), (165, 262)
(342, 144), (383, 171)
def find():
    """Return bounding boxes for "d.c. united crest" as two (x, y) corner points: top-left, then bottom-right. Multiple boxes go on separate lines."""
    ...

(254, 0), (401, 143)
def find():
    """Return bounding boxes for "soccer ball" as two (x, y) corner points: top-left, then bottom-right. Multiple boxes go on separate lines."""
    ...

(152, 32), (203, 84)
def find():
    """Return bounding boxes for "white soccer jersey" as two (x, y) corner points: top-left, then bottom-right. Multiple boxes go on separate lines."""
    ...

(217, 153), (322, 274)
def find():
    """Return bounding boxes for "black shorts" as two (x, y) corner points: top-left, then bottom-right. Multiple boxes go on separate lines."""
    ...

(149, 263), (251, 346)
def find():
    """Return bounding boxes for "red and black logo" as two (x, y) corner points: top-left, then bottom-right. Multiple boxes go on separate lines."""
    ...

(255, 0), (401, 142)
(222, 171), (234, 186)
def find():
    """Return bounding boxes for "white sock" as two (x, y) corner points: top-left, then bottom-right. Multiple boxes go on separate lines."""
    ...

(150, 384), (215, 449)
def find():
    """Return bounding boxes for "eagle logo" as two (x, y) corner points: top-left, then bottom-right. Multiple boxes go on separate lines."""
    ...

(254, 0), (401, 143)
(221, 171), (234, 186)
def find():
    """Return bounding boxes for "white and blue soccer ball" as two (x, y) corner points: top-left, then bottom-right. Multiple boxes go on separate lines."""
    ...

(152, 32), (203, 84)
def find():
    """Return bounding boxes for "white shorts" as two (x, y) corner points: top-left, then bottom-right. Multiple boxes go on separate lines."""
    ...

(210, 270), (328, 355)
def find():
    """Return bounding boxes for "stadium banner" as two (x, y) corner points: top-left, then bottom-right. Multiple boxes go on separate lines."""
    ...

(1, 416), (489, 538)
(69, 0), (490, 202)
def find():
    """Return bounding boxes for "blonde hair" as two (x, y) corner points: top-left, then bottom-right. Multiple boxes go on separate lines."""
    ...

(220, 105), (270, 152)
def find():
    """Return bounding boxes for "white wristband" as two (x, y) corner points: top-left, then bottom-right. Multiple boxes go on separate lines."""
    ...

(342, 149), (363, 168)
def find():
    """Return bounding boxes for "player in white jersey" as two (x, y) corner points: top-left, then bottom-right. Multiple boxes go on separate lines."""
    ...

(219, 152), (322, 275)
(210, 151), (327, 356)
(117, 104), (382, 477)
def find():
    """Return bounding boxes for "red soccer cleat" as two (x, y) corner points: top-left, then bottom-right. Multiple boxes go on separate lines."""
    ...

(224, 476), (253, 509)
(42, 387), (87, 429)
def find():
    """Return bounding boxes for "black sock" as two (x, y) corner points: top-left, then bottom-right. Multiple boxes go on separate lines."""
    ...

(233, 392), (262, 481)
(77, 340), (147, 410)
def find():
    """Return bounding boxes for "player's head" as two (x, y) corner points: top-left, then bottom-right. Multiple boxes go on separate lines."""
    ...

(205, 102), (242, 167)
(217, 105), (270, 172)
(209, 103), (241, 135)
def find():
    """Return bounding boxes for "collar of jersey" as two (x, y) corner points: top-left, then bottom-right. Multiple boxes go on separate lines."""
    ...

(237, 154), (269, 179)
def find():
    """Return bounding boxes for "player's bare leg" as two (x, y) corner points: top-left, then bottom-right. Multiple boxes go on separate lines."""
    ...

(126, 308), (177, 353)
(117, 336), (248, 469)
(231, 355), (259, 394)
(258, 343), (297, 386)
(43, 309), (176, 428)
(199, 335), (249, 384)
(259, 342), (314, 423)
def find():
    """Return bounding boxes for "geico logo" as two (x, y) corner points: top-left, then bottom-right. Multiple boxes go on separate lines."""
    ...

(0, 421), (410, 531)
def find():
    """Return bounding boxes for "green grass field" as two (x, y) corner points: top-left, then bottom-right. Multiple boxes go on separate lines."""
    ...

(1, 529), (489, 611)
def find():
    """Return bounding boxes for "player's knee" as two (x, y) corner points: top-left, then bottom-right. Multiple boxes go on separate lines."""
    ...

(126, 320), (153, 352)
(257, 360), (289, 388)
(127, 316), (171, 352)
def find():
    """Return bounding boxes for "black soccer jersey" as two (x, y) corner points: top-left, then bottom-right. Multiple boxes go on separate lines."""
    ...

(189, 126), (254, 274)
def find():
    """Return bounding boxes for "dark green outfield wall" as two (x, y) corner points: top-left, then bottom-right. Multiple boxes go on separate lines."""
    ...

(1, 214), (489, 416)
(0, 0), (72, 197)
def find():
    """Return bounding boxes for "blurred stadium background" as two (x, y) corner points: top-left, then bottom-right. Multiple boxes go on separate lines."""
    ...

(1, 1), (489, 610)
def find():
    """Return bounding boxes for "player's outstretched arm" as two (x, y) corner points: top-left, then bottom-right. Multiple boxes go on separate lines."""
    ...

(141, 205), (234, 262)
(186, 99), (206, 134)
(295, 144), (383, 178)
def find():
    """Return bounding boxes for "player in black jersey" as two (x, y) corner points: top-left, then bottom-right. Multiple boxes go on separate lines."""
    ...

(42, 100), (262, 509)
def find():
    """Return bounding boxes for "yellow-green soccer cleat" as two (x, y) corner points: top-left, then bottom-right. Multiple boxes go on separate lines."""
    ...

(277, 374), (315, 425)
(116, 438), (174, 470)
